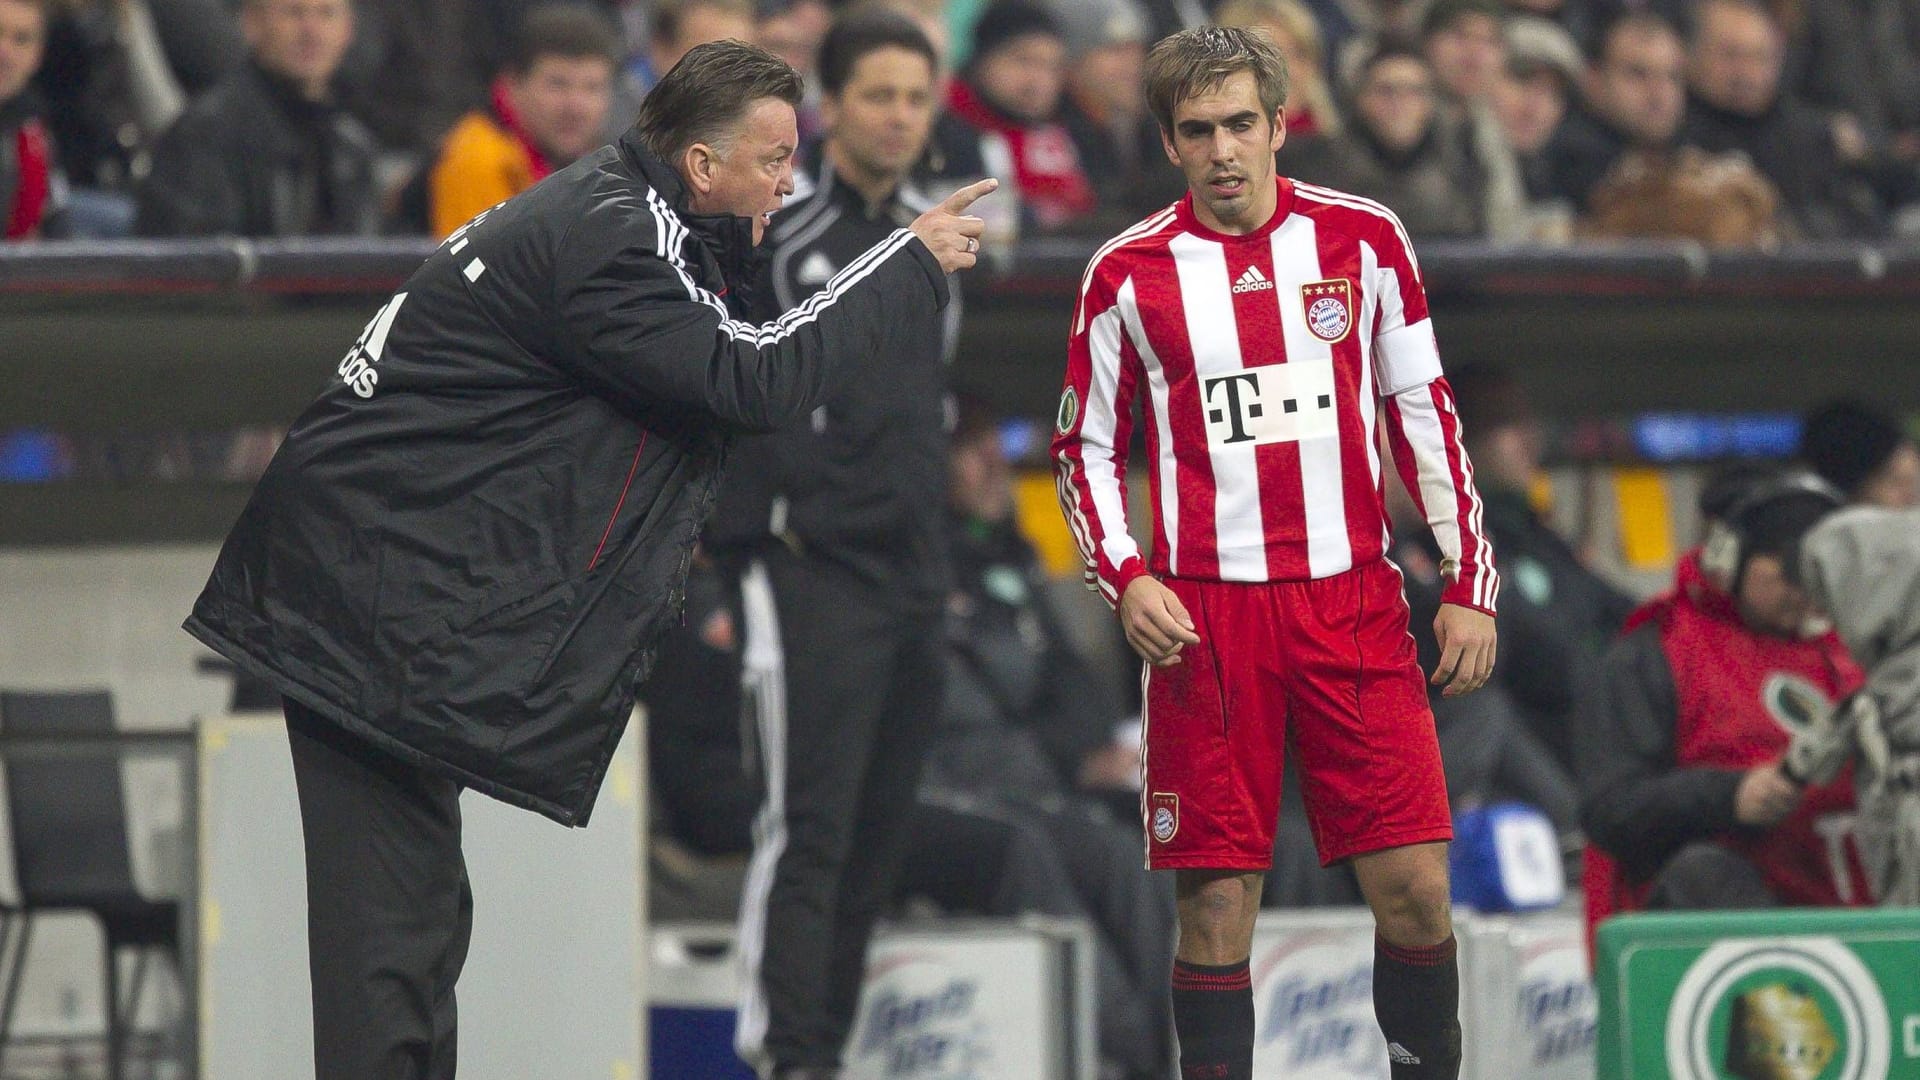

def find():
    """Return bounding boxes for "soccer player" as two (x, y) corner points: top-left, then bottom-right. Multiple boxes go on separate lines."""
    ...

(1052, 26), (1499, 1080)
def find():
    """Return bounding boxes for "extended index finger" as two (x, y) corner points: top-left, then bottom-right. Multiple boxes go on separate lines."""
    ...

(939, 177), (1000, 213)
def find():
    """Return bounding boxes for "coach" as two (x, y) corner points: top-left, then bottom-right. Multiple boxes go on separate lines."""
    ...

(183, 40), (993, 1079)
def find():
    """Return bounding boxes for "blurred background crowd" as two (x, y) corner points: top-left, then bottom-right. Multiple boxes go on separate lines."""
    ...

(8, 0), (1920, 248)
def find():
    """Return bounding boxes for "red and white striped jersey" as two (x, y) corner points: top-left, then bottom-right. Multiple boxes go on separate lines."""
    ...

(1052, 177), (1499, 615)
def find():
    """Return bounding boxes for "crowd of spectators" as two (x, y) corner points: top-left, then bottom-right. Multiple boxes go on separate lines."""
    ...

(7, 0), (1920, 244)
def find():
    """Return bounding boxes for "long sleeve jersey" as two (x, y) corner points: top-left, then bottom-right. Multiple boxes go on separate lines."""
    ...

(1052, 178), (1498, 614)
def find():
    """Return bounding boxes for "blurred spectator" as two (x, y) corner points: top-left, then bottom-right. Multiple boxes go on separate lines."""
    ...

(935, 0), (1096, 232)
(135, 0), (379, 237)
(1552, 10), (1781, 246)
(335, 0), (490, 156)
(1801, 399), (1920, 508)
(1053, 0), (1183, 222)
(1, 0), (55, 240)
(1214, 0), (1340, 138)
(1421, 0), (1528, 237)
(754, 0), (828, 146)
(1861, 0), (1920, 169)
(1286, 41), (1488, 237)
(31, 0), (187, 205)
(1546, 12), (1683, 210)
(644, 0), (751, 88)
(1578, 469), (1868, 945)
(427, 4), (617, 238)
(1447, 363), (1636, 771)
(1682, 0), (1888, 238)
(1492, 16), (1583, 238)
(910, 405), (1172, 1079)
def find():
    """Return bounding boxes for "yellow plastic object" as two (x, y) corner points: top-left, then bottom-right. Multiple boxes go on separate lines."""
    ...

(1613, 467), (1675, 570)
(1014, 468), (1082, 577)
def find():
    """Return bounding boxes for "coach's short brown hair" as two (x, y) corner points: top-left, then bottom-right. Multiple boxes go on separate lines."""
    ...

(1143, 25), (1290, 137)
(633, 39), (804, 164)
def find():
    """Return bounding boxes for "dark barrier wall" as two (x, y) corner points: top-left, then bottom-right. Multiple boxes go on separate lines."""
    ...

(3, 238), (1918, 542)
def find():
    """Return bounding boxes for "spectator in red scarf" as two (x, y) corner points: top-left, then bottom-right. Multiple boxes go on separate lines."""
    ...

(937, 0), (1096, 231)
(428, 4), (619, 238)
(1, 0), (53, 240)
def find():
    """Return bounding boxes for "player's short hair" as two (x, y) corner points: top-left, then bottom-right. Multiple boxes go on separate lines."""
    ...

(817, 8), (938, 97)
(634, 39), (803, 163)
(1143, 25), (1289, 137)
(510, 4), (621, 74)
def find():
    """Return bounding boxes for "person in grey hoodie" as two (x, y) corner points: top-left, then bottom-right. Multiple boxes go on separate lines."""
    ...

(1800, 505), (1920, 905)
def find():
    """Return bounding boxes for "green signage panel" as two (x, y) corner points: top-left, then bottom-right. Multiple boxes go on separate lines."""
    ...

(1596, 909), (1920, 1079)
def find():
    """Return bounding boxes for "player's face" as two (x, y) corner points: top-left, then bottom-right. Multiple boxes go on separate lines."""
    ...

(821, 46), (937, 189)
(687, 96), (798, 245)
(1161, 71), (1285, 235)
(510, 54), (615, 165)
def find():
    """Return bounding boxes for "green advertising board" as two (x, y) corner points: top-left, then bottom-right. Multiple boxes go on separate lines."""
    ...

(1596, 909), (1920, 1079)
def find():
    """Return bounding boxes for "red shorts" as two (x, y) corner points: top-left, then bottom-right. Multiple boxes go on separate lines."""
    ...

(1139, 560), (1452, 871)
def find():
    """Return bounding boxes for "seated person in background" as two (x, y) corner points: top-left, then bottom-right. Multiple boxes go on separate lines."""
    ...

(932, 0), (1096, 232)
(1053, 0), (1185, 224)
(1492, 17), (1584, 241)
(1561, 10), (1783, 246)
(1420, 0), (1529, 239)
(1578, 468), (1871, 948)
(2, 0), (56, 240)
(1286, 39), (1489, 237)
(1800, 398), (1920, 509)
(1682, 0), (1892, 239)
(135, 0), (378, 236)
(902, 402), (1173, 1080)
(636, 555), (759, 921)
(1214, 0), (1341, 141)
(1448, 364), (1636, 772)
(428, 4), (617, 238)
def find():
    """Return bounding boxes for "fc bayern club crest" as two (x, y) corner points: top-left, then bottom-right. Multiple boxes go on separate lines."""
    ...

(1301, 278), (1354, 343)
(1150, 792), (1179, 843)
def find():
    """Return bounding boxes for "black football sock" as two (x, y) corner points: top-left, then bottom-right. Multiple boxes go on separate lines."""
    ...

(1171, 957), (1254, 1080)
(1373, 934), (1462, 1079)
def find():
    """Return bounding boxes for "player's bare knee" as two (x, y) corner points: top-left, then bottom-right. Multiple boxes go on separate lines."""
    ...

(1370, 869), (1453, 946)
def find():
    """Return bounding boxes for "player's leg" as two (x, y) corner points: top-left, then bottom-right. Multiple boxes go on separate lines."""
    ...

(1146, 579), (1287, 1080)
(1284, 561), (1459, 1079)
(1353, 842), (1461, 1079)
(1171, 869), (1263, 1080)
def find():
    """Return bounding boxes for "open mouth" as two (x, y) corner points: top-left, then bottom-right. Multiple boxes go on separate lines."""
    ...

(1208, 176), (1246, 197)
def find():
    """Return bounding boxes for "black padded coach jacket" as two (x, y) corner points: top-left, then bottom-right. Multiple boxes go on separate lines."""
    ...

(185, 129), (950, 825)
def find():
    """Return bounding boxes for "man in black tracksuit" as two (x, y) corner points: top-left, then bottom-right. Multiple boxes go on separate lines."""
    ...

(181, 41), (992, 1079)
(703, 13), (963, 1079)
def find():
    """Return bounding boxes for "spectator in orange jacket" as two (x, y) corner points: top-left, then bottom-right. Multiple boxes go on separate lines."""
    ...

(427, 4), (618, 238)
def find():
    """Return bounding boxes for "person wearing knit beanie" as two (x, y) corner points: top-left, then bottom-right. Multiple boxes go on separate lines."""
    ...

(1801, 399), (1920, 508)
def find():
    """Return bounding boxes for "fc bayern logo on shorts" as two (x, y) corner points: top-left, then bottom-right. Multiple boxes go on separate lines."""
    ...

(1150, 792), (1179, 843)
(1301, 278), (1353, 343)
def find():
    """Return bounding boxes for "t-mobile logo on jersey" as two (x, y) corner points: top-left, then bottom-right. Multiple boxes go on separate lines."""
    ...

(1201, 359), (1339, 448)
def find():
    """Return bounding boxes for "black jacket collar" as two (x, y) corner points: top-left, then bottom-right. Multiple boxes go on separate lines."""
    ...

(616, 128), (764, 291)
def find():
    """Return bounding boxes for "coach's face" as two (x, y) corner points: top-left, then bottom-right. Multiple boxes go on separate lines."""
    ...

(1162, 70), (1285, 234)
(683, 96), (799, 245)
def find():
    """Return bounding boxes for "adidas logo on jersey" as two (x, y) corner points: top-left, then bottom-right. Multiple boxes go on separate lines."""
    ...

(1231, 265), (1274, 293)
(1388, 1042), (1422, 1064)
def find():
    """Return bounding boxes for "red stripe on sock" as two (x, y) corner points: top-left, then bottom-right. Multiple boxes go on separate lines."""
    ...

(1377, 934), (1457, 967)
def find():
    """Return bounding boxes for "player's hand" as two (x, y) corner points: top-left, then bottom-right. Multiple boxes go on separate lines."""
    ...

(1735, 760), (1803, 826)
(1431, 603), (1496, 697)
(1119, 576), (1200, 667)
(909, 178), (997, 274)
